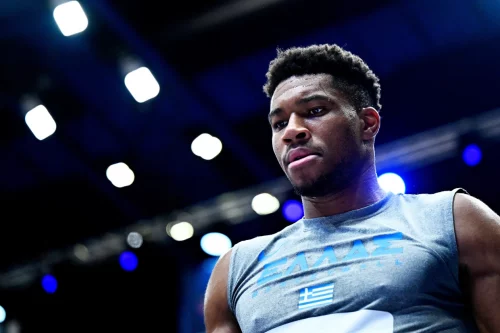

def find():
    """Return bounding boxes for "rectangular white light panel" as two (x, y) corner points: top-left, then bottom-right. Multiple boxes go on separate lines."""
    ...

(53, 1), (89, 37)
(124, 67), (160, 103)
(24, 105), (57, 140)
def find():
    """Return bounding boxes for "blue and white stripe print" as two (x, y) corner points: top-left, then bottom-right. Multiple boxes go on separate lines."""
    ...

(298, 282), (334, 310)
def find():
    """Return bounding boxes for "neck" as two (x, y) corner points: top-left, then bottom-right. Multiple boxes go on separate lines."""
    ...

(301, 164), (386, 219)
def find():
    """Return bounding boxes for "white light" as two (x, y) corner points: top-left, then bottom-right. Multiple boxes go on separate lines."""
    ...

(73, 244), (89, 261)
(5, 320), (20, 333)
(200, 232), (232, 257)
(0, 305), (5, 323)
(53, 1), (89, 37)
(251, 193), (280, 215)
(378, 172), (406, 194)
(24, 105), (57, 140)
(191, 133), (223, 160)
(127, 232), (143, 248)
(124, 67), (160, 103)
(168, 222), (194, 241)
(106, 162), (135, 188)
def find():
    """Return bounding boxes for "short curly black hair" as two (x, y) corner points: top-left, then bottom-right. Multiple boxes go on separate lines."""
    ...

(263, 44), (382, 111)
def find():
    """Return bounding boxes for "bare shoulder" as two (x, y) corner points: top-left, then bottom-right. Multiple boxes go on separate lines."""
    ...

(453, 192), (500, 275)
(453, 193), (500, 332)
(204, 248), (242, 333)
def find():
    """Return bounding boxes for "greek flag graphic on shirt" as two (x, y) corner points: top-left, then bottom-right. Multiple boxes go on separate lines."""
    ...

(298, 282), (334, 309)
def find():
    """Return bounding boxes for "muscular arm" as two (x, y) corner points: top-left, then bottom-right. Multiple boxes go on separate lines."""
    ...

(454, 193), (500, 333)
(204, 249), (242, 333)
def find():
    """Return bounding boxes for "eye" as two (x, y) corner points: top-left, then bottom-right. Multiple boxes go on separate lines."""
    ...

(309, 107), (325, 115)
(273, 120), (287, 131)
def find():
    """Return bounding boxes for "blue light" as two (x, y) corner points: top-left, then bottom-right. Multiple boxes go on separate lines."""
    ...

(0, 305), (6, 323)
(462, 144), (482, 166)
(201, 257), (219, 275)
(378, 173), (406, 194)
(119, 251), (138, 271)
(42, 274), (58, 294)
(282, 199), (303, 222)
(200, 232), (232, 257)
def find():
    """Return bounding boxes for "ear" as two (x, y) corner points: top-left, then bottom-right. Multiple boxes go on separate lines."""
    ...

(359, 107), (380, 141)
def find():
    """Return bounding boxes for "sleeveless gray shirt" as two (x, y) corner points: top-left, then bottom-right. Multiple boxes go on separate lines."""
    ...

(227, 189), (479, 332)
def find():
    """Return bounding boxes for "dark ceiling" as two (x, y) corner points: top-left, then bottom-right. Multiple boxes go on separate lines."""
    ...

(1, 0), (500, 330)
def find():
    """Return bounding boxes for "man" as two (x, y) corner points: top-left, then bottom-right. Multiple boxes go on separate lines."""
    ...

(203, 44), (500, 332)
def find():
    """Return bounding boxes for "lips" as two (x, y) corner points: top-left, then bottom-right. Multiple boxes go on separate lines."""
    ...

(286, 148), (320, 165)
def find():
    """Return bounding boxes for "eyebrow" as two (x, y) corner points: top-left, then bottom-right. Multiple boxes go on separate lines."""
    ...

(268, 94), (331, 124)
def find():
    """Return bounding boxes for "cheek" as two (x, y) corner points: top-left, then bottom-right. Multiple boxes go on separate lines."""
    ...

(272, 137), (281, 158)
(326, 127), (358, 156)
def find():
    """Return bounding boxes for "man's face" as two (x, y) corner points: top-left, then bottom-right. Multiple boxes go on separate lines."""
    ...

(269, 74), (365, 197)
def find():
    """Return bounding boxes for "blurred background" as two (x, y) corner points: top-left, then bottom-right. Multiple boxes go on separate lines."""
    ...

(1, 0), (500, 331)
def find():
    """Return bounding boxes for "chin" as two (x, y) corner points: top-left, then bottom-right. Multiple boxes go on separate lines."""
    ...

(289, 175), (330, 198)
(289, 166), (350, 197)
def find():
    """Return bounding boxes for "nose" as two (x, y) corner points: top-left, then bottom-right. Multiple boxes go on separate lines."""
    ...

(282, 114), (311, 144)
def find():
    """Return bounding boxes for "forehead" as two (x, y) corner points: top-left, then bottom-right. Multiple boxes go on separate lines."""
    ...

(270, 74), (335, 109)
